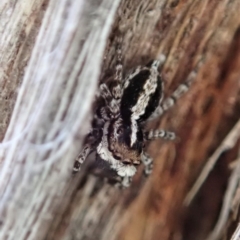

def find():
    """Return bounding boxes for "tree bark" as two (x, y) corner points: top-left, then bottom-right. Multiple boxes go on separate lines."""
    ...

(0, 0), (240, 240)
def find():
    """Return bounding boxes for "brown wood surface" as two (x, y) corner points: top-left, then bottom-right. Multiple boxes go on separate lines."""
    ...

(0, 0), (240, 240)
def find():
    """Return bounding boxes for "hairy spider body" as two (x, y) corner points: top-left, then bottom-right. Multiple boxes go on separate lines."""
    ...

(96, 61), (162, 179)
(73, 41), (193, 187)
(121, 61), (163, 123)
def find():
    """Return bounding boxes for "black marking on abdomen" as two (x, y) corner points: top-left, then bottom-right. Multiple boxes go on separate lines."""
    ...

(120, 69), (151, 122)
(120, 70), (162, 123)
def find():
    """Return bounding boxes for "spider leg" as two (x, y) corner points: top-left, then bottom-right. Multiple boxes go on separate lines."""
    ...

(73, 128), (102, 173)
(99, 83), (113, 104)
(103, 36), (123, 105)
(98, 84), (119, 116)
(95, 107), (111, 121)
(73, 144), (92, 173)
(141, 152), (153, 176)
(112, 36), (123, 99)
(149, 54), (166, 70)
(149, 71), (196, 120)
(145, 129), (176, 141)
(98, 36), (123, 116)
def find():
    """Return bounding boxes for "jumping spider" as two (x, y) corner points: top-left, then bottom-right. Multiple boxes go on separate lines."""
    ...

(73, 38), (193, 187)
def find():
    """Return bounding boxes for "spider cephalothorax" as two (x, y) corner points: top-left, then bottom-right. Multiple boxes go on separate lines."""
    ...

(97, 117), (144, 177)
(73, 39), (193, 187)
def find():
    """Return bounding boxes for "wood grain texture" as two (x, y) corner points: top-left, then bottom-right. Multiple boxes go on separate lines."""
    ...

(0, 0), (240, 240)
(0, 0), (48, 140)
(0, 0), (120, 239)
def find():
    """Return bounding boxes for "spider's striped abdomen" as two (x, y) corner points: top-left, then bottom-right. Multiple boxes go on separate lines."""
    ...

(120, 62), (163, 124)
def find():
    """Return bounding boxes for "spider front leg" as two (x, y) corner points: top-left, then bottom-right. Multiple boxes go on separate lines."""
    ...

(73, 128), (102, 173)
(73, 144), (92, 173)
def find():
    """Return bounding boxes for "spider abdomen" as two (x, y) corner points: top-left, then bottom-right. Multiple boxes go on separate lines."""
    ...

(120, 64), (163, 124)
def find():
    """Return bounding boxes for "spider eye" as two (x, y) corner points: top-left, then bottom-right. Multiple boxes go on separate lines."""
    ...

(123, 160), (131, 165)
(113, 154), (122, 160)
(133, 161), (140, 166)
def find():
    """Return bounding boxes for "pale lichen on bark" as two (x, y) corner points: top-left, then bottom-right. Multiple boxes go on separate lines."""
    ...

(0, 0), (120, 239)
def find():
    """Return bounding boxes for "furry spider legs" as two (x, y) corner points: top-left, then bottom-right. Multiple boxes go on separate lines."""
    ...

(73, 36), (194, 187)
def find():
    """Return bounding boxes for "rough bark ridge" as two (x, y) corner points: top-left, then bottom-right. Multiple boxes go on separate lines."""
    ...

(0, 0), (240, 240)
